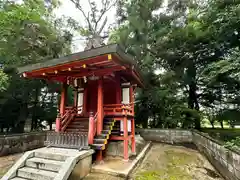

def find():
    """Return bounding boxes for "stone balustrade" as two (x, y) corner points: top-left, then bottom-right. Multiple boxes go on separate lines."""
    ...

(0, 132), (46, 156)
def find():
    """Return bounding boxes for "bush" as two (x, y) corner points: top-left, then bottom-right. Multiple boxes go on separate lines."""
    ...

(224, 137), (240, 150)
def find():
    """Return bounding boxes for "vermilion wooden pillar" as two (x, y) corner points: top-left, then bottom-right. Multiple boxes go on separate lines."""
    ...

(83, 86), (88, 116)
(116, 74), (121, 104)
(60, 83), (67, 116)
(97, 77), (104, 162)
(56, 83), (67, 132)
(97, 77), (103, 135)
(130, 85), (136, 154)
(123, 116), (129, 161)
(74, 89), (78, 107)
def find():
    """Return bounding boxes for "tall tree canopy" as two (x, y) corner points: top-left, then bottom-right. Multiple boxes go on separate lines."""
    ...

(0, 0), (76, 133)
(1, 0), (240, 132)
(110, 0), (240, 129)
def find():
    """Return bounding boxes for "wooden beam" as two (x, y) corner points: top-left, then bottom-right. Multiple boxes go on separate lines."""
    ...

(27, 55), (107, 75)
(130, 70), (144, 87)
(71, 66), (124, 78)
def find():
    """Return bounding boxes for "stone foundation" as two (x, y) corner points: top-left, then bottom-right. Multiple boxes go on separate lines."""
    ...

(106, 134), (146, 157)
(69, 150), (94, 180)
(0, 132), (46, 157)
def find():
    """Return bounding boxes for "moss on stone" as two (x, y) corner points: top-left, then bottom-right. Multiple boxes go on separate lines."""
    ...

(134, 149), (197, 180)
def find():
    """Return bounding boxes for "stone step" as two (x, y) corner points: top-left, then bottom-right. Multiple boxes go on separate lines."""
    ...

(11, 177), (28, 180)
(93, 138), (107, 144)
(110, 131), (120, 135)
(91, 144), (105, 150)
(70, 122), (89, 126)
(103, 119), (114, 122)
(34, 152), (68, 161)
(65, 128), (88, 132)
(26, 157), (63, 172)
(103, 125), (112, 130)
(18, 167), (57, 180)
(74, 118), (89, 121)
(95, 134), (109, 139)
(103, 121), (114, 125)
(68, 124), (88, 128)
(101, 130), (110, 134)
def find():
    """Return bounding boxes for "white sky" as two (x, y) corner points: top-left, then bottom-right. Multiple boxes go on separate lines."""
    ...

(55, 0), (117, 52)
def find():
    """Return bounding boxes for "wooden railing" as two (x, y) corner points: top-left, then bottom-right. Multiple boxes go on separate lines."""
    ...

(59, 105), (83, 132)
(103, 103), (134, 116)
(45, 131), (89, 150)
(88, 112), (98, 144)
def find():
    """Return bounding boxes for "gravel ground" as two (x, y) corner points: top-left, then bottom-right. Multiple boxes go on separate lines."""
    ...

(130, 143), (224, 180)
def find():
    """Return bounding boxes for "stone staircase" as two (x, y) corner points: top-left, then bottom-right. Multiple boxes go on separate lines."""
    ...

(91, 119), (116, 150)
(2, 147), (94, 180)
(65, 116), (89, 133)
(12, 155), (63, 180)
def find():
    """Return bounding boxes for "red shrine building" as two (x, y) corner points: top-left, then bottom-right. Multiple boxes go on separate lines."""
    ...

(18, 44), (144, 161)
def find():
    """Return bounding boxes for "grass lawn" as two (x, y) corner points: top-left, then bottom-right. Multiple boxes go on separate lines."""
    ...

(130, 143), (222, 180)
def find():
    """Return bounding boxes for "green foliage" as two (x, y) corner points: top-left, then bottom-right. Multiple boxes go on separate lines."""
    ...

(0, 69), (8, 92)
(225, 137), (240, 150)
(0, 0), (75, 133)
(112, 0), (240, 129)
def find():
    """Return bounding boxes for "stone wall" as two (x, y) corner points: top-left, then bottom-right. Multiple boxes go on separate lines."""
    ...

(0, 132), (46, 156)
(136, 128), (192, 143)
(192, 131), (240, 180)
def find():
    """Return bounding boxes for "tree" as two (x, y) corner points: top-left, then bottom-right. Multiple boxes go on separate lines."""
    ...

(0, 0), (75, 133)
(111, 0), (240, 129)
(0, 69), (8, 92)
(70, 0), (117, 49)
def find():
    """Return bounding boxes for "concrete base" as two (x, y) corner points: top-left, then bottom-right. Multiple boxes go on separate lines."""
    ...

(69, 153), (92, 180)
(92, 142), (152, 178)
(106, 134), (146, 158)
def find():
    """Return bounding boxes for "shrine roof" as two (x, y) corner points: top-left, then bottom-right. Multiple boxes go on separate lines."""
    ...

(17, 44), (144, 87)
(18, 44), (137, 74)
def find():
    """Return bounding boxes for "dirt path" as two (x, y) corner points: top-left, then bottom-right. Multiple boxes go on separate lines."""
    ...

(0, 153), (22, 177)
(130, 143), (224, 180)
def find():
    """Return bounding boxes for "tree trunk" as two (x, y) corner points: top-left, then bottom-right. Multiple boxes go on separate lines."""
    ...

(210, 121), (215, 128)
(220, 121), (224, 129)
(187, 63), (200, 129)
(15, 102), (28, 133)
(49, 122), (52, 131)
(31, 87), (40, 130)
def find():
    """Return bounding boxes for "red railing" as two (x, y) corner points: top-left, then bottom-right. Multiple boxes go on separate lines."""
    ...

(88, 112), (98, 144)
(60, 105), (83, 131)
(103, 103), (134, 116)
(61, 107), (76, 131)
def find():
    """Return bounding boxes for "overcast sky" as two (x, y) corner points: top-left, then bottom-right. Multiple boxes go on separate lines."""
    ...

(55, 0), (117, 52)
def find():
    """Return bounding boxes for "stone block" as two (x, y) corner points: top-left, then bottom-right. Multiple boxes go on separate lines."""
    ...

(69, 154), (92, 180)
(106, 135), (146, 157)
(0, 132), (46, 157)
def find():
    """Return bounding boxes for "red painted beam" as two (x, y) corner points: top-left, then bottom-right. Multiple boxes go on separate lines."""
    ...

(110, 135), (132, 141)
(71, 66), (124, 78)
(25, 55), (108, 76)
(34, 66), (124, 82)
